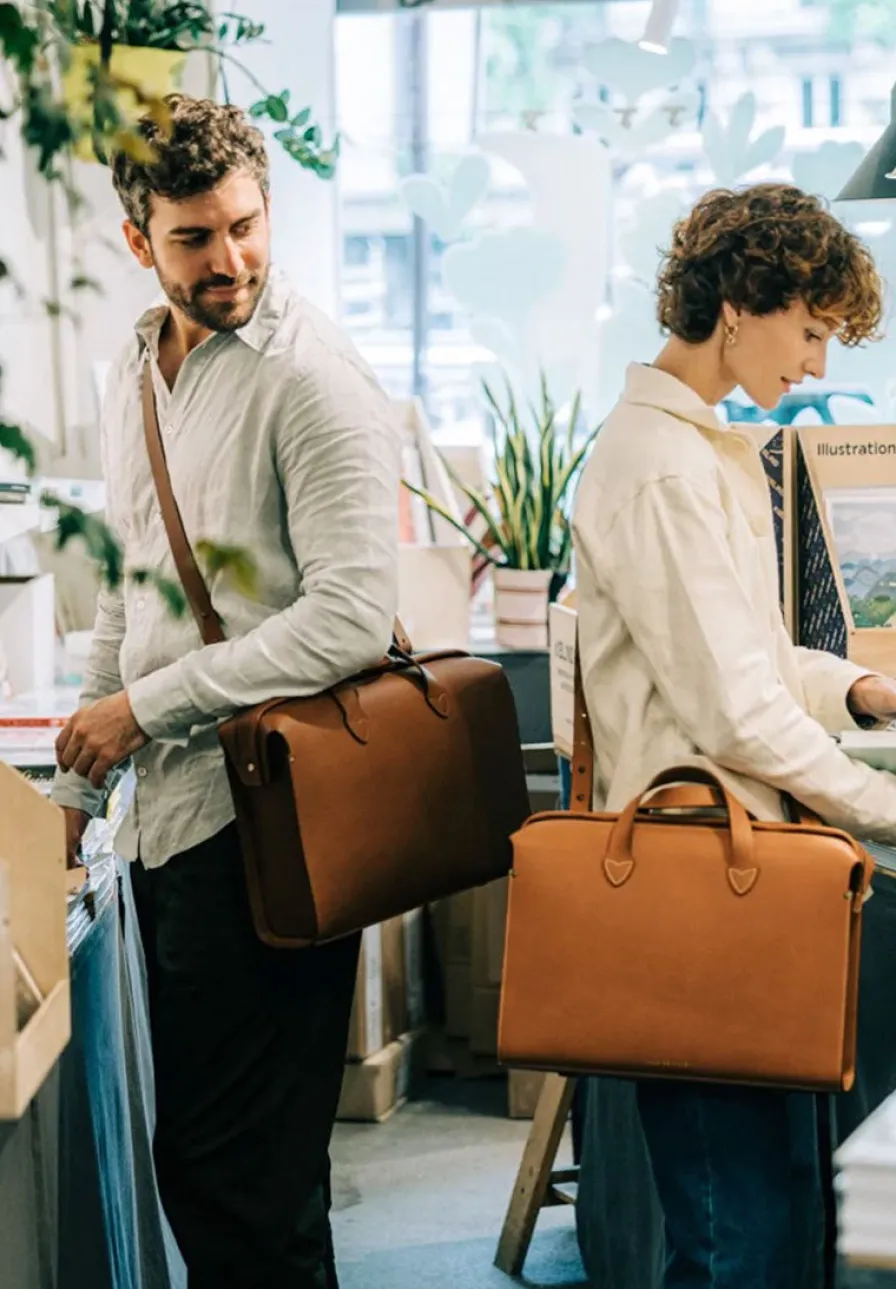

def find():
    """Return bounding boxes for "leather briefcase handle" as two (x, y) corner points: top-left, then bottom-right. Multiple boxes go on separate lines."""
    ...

(141, 363), (413, 655)
(607, 766), (759, 896)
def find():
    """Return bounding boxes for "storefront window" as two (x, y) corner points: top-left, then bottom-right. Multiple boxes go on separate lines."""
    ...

(335, 0), (896, 431)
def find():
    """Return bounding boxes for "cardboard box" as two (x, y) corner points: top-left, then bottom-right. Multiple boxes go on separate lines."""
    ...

(469, 984), (501, 1057)
(471, 879), (508, 991)
(796, 425), (896, 672)
(381, 916), (406, 1044)
(403, 908), (425, 1032)
(0, 762), (69, 1119)
(434, 889), (475, 967)
(385, 909), (426, 1041)
(444, 961), (472, 1038)
(346, 924), (384, 1061)
(508, 1069), (547, 1119)
(423, 1027), (502, 1078)
(336, 1030), (424, 1123)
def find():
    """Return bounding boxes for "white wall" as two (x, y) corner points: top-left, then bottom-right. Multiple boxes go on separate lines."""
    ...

(227, 0), (341, 320)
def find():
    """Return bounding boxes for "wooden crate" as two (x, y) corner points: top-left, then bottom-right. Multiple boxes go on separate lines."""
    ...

(0, 761), (70, 1120)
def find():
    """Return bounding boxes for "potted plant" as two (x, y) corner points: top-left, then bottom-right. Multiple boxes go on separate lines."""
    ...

(404, 374), (599, 649)
(51, 0), (338, 174)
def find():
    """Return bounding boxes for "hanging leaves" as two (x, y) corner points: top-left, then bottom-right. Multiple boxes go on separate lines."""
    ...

(195, 540), (259, 599)
(0, 422), (37, 476)
(0, 3), (39, 75)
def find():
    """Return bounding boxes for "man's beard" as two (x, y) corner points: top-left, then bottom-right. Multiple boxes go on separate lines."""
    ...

(159, 262), (270, 333)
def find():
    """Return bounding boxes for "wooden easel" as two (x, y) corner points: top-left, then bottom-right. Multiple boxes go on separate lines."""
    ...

(494, 1073), (578, 1276)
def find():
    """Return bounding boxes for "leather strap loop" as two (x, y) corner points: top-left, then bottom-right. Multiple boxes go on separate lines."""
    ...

(570, 632), (595, 815)
(141, 362), (413, 657)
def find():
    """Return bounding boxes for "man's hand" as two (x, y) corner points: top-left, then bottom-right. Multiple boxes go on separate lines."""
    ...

(62, 807), (90, 870)
(847, 675), (896, 723)
(56, 691), (148, 789)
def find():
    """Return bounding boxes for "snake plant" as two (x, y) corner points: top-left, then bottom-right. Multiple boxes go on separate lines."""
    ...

(405, 373), (599, 573)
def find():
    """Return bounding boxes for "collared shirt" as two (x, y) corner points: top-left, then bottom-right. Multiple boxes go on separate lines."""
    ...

(572, 361), (896, 843)
(51, 269), (400, 866)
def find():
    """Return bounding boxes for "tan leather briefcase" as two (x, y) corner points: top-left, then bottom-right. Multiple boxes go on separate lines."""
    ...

(498, 657), (875, 1092)
(142, 368), (531, 947)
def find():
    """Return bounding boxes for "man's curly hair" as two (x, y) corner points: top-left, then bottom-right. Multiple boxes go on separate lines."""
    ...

(112, 94), (270, 235)
(656, 183), (883, 348)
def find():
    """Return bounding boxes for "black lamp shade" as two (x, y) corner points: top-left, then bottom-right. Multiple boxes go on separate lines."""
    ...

(837, 85), (896, 201)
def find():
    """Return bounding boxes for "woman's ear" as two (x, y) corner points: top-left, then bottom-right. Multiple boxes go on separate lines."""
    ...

(720, 301), (739, 330)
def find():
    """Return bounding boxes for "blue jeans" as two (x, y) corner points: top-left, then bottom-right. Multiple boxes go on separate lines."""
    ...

(637, 1081), (825, 1289)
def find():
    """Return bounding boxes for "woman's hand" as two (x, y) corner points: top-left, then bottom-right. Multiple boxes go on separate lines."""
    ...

(847, 675), (896, 723)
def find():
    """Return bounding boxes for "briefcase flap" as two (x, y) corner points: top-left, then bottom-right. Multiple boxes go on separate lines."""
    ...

(501, 802), (872, 1090)
(219, 649), (470, 788)
(218, 651), (531, 944)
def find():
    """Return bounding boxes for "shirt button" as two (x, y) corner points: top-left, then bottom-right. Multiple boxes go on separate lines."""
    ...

(137, 767), (148, 778)
(136, 598), (145, 611)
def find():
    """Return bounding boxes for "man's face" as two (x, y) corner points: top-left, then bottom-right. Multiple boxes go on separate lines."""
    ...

(125, 169), (271, 334)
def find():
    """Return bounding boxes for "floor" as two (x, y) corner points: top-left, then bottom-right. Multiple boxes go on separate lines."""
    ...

(331, 1076), (587, 1289)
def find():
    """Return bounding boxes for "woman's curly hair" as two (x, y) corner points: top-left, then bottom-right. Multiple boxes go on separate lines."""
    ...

(656, 184), (883, 348)
(112, 94), (269, 235)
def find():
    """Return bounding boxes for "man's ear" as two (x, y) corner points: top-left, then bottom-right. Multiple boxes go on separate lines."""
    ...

(123, 219), (154, 270)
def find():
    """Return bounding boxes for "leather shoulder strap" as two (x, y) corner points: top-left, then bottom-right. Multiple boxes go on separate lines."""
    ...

(141, 362), (225, 646)
(141, 360), (413, 655)
(570, 625), (594, 814)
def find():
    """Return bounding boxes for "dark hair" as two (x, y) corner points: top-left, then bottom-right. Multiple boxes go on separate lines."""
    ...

(111, 94), (270, 234)
(657, 183), (883, 347)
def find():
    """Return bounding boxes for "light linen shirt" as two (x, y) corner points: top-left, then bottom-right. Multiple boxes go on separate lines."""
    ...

(51, 268), (400, 866)
(572, 361), (896, 844)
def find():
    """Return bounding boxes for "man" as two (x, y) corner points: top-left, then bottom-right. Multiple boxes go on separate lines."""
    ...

(51, 95), (400, 1289)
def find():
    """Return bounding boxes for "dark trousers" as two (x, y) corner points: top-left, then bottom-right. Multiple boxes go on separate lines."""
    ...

(637, 1080), (825, 1289)
(130, 824), (361, 1289)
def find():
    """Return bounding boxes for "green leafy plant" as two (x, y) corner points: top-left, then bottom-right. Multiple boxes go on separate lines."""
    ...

(46, 0), (339, 176)
(0, 0), (352, 610)
(404, 374), (599, 573)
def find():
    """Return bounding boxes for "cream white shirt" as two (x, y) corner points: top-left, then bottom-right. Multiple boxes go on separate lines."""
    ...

(51, 269), (401, 866)
(572, 362), (896, 844)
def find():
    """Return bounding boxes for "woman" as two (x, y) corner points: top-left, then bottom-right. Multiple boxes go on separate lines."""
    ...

(572, 183), (896, 1288)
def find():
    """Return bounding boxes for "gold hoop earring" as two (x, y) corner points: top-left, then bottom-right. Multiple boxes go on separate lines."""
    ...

(724, 322), (738, 347)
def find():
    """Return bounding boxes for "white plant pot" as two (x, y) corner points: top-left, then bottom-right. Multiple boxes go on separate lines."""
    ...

(493, 567), (553, 650)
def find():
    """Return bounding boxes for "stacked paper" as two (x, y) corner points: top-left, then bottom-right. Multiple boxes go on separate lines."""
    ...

(835, 1091), (896, 1266)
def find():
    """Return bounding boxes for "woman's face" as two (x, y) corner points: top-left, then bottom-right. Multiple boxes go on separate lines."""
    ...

(720, 299), (835, 410)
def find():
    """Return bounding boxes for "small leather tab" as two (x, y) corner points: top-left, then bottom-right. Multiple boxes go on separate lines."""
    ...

(604, 857), (634, 888)
(728, 866), (758, 896)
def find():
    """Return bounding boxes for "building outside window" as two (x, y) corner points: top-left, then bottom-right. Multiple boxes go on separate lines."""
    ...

(334, 0), (896, 434)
